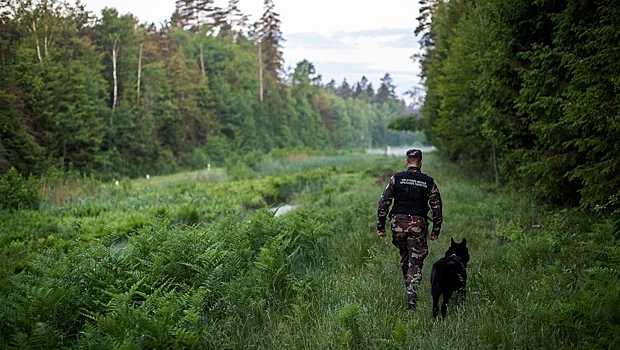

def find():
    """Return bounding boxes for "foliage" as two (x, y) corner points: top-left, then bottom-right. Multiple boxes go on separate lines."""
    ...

(0, 0), (414, 183)
(0, 167), (40, 211)
(337, 302), (364, 349)
(415, 0), (620, 210)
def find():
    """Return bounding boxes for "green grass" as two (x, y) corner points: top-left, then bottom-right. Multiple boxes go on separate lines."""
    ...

(0, 153), (618, 349)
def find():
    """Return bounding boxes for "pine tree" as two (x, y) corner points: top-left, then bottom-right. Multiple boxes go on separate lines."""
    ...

(324, 79), (337, 94)
(375, 73), (396, 104)
(257, 0), (284, 76)
(353, 76), (369, 99)
(365, 83), (375, 100)
(174, 0), (217, 32)
(337, 79), (352, 100)
(215, 0), (249, 39)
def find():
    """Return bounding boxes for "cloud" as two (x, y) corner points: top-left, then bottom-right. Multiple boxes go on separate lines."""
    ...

(283, 33), (355, 50)
(277, 0), (421, 35)
(282, 27), (423, 97)
(284, 28), (419, 49)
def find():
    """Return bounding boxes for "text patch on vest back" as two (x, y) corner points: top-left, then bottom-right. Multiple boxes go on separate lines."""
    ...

(400, 179), (428, 188)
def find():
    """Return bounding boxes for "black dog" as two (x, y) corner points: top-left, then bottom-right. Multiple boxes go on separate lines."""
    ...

(430, 238), (470, 318)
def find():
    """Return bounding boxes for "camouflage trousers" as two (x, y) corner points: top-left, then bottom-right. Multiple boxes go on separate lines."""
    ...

(390, 214), (429, 310)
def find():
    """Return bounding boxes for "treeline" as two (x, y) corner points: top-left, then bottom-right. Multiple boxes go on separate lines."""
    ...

(0, 0), (413, 181)
(416, 0), (619, 210)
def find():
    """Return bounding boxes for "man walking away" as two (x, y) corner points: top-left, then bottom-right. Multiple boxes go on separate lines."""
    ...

(376, 149), (443, 311)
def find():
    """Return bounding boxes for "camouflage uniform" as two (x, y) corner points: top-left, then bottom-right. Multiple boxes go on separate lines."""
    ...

(377, 149), (443, 310)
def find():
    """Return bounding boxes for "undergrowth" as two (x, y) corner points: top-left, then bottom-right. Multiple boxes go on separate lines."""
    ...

(0, 153), (618, 349)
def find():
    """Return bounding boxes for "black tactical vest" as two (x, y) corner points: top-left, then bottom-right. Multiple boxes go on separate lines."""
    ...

(389, 167), (434, 218)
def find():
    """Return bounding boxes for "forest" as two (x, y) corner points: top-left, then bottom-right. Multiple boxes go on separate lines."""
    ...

(0, 0), (416, 182)
(0, 0), (619, 348)
(415, 0), (619, 211)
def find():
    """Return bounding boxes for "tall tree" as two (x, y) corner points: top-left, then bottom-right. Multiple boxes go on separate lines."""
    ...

(93, 8), (138, 113)
(353, 76), (369, 99)
(337, 78), (352, 100)
(214, 0), (249, 38)
(4, 0), (69, 64)
(290, 59), (329, 148)
(365, 83), (375, 101)
(257, 0), (284, 77)
(174, 0), (217, 31)
(167, 43), (212, 149)
(375, 73), (396, 104)
(324, 79), (337, 94)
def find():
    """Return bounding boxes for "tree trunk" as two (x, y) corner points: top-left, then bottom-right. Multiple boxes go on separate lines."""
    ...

(44, 24), (51, 58)
(492, 143), (500, 185)
(258, 40), (263, 102)
(137, 43), (143, 102)
(112, 42), (119, 112)
(200, 45), (205, 79)
(31, 21), (43, 64)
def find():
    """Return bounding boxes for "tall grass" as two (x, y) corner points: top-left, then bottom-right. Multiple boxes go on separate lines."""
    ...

(0, 153), (618, 349)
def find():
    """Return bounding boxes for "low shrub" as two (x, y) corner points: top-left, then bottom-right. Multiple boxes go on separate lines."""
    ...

(0, 167), (40, 211)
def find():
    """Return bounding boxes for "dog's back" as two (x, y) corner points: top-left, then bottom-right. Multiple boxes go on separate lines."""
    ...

(431, 238), (469, 318)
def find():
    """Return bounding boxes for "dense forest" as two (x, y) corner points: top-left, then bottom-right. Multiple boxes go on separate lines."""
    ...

(414, 0), (619, 211)
(0, 0), (415, 181)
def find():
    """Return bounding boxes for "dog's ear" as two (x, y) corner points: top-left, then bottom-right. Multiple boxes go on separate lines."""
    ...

(461, 238), (467, 245)
(451, 237), (455, 244)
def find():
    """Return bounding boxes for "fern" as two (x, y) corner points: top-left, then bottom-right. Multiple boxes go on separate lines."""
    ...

(337, 302), (364, 349)
(585, 266), (620, 278)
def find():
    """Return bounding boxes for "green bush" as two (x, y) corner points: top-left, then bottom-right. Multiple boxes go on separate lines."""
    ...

(0, 167), (40, 211)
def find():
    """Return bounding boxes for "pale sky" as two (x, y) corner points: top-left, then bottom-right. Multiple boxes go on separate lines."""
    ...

(81, 0), (424, 100)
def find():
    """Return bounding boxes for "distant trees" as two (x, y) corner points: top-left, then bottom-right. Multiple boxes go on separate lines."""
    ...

(216, 0), (249, 38)
(375, 73), (396, 104)
(0, 0), (414, 180)
(337, 79), (352, 100)
(327, 75), (412, 149)
(415, 0), (620, 210)
(174, 0), (217, 30)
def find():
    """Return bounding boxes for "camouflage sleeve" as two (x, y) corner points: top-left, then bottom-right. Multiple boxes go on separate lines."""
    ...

(377, 176), (395, 231)
(429, 181), (443, 235)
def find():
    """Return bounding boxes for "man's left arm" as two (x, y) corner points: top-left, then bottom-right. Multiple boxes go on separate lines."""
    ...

(429, 182), (443, 240)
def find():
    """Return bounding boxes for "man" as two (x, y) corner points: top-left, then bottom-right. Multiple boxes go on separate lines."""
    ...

(376, 148), (443, 311)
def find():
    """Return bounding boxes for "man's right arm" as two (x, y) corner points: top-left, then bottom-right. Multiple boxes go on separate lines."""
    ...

(377, 176), (395, 236)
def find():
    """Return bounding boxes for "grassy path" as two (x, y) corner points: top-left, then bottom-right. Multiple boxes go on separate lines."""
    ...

(247, 153), (619, 349)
